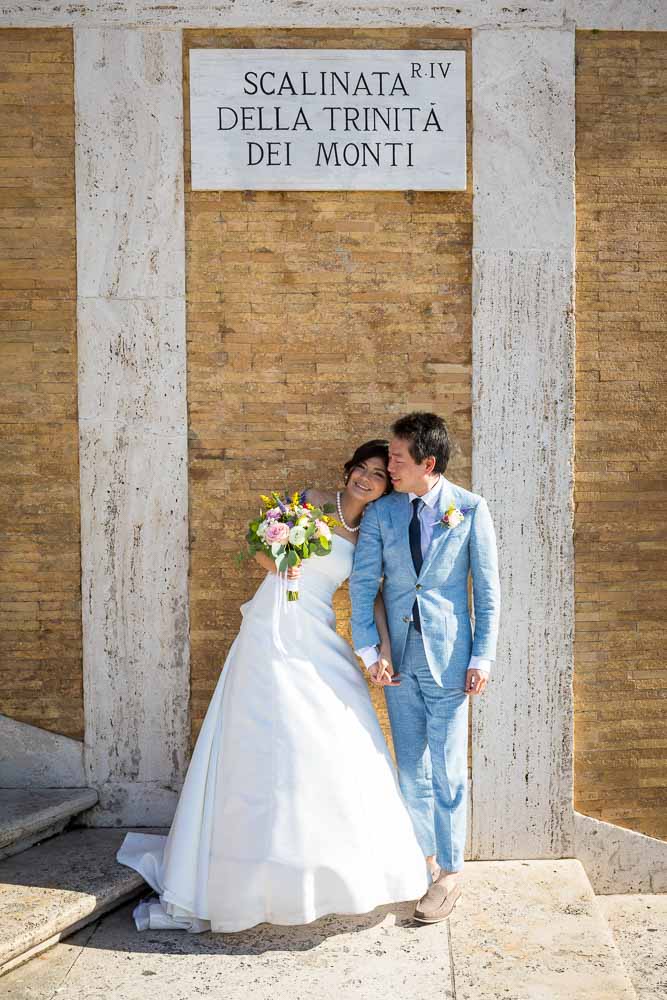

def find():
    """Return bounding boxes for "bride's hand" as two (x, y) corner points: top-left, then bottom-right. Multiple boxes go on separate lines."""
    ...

(287, 564), (302, 581)
(378, 646), (400, 686)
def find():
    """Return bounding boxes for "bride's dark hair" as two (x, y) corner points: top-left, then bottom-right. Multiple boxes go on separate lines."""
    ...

(343, 439), (393, 495)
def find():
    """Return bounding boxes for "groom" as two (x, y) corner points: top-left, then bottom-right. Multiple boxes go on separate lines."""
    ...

(350, 412), (500, 923)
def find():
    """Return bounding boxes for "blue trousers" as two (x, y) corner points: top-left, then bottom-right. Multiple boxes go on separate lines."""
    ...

(385, 625), (469, 872)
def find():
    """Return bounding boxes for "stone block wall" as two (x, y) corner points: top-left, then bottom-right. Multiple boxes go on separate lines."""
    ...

(183, 28), (473, 751)
(575, 30), (667, 840)
(0, 28), (82, 740)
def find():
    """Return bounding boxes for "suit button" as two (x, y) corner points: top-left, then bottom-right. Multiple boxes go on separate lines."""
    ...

(402, 616), (410, 623)
(415, 584), (422, 590)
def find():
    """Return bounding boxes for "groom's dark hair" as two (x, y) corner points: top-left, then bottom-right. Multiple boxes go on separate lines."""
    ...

(391, 412), (451, 473)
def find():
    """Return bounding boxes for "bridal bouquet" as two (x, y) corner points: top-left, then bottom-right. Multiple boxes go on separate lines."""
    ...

(246, 491), (339, 601)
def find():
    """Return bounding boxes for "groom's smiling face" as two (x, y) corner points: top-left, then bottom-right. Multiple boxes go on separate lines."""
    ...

(388, 436), (437, 494)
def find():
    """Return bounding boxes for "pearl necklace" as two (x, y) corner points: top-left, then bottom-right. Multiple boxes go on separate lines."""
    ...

(336, 490), (361, 533)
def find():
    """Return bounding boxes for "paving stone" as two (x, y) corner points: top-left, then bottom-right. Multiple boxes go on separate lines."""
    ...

(447, 860), (636, 1000)
(597, 894), (667, 1000)
(0, 859), (641, 999)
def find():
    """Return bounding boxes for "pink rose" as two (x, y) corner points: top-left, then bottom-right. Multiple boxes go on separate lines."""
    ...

(265, 521), (290, 545)
(314, 520), (332, 541)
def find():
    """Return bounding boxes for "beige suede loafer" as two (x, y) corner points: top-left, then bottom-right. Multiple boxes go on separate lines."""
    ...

(413, 873), (462, 924)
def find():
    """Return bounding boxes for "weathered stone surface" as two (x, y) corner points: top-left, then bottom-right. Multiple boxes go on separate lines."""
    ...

(74, 27), (190, 825)
(0, 716), (85, 789)
(0, 829), (144, 975)
(567, 1), (667, 29)
(470, 23), (576, 863)
(471, 249), (575, 860)
(472, 27), (575, 252)
(574, 811), (667, 894)
(77, 298), (187, 435)
(78, 421), (189, 825)
(0, 788), (97, 861)
(4, 0), (667, 29)
(74, 28), (185, 299)
(1, 1), (567, 30)
(448, 860), (635, 1000)
(596, 892), (667, 1000)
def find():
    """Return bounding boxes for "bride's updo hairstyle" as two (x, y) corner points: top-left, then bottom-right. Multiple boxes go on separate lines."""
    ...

(343, 439), (393, 495)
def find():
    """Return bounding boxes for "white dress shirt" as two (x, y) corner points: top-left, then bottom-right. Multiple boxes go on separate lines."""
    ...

(356, 475), (492, 679)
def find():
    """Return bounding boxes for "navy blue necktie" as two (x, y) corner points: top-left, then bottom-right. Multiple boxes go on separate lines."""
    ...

(409, 498), (424, 633)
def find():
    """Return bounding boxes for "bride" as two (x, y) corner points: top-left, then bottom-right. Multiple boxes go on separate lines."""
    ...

(116, 439), (430, 933)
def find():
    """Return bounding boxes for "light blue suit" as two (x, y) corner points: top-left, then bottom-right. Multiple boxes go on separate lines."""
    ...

(350, 478), (500, 871)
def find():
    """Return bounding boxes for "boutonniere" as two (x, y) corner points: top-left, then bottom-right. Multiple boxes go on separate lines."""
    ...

(441, 504), (472, 529)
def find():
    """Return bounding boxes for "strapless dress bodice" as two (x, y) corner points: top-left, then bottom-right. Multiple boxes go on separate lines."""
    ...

(241, 533), (355, 628)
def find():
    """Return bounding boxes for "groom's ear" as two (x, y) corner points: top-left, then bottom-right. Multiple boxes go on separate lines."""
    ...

(424, 456), (437, 476)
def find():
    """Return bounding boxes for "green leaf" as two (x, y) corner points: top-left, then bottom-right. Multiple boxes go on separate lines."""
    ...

(322, 503), (336, 514)
(287, 550), (299, 567)
(276, 554), (289, 573)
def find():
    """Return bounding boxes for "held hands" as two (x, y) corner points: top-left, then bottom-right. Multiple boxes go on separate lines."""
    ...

(366, 642), (488, 694)
(369, 646), (400, 687)
(465, 668), (489, 696)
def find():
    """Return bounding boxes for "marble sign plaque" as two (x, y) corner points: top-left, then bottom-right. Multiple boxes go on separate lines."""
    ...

(189, 49), (467, 191)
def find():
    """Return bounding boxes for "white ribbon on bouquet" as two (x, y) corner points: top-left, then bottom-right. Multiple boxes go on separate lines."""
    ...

(271, 569), (303, 658)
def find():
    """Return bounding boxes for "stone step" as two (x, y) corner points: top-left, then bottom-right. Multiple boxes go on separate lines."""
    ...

(0, 788), (99, 861)
(447, 859), (638, 1000)
(595, 893), (667, 1000)
(0, 828), (145, 977)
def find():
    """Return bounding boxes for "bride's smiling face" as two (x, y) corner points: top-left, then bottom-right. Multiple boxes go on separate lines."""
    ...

(345, 458), (389, 505)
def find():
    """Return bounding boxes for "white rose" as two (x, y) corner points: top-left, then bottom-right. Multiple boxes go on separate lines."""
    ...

(256, 519), (269, 539)
(446, 509), (464, 529)
(289, 525), (307, 546)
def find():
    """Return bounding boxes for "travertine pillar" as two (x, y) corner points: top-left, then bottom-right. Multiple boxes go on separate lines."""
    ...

(470, 26), (576, 859)
(74, 28), (190, 824)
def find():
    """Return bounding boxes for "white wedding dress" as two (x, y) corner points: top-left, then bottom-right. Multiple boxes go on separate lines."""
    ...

(117, 533), (429, 933)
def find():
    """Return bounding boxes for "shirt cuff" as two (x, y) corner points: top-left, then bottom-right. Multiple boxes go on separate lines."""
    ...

(357, 645), (380, 670)
(468, 655), (492, 676)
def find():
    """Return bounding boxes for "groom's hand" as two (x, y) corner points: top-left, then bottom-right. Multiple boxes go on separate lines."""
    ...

(465, 668), (489, 695)
(369, 659), (400, 687)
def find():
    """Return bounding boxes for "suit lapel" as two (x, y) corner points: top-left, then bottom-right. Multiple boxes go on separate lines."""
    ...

(388, 492), (417, 579)
(418, 478), (457, 580)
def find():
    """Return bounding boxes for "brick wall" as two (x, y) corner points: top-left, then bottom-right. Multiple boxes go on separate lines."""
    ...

(0, 29), (82, 740)
(575, 31), (667, 840)
(183, 28), (473, 757)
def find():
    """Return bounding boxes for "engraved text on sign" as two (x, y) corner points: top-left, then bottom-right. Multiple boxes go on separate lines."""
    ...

(189, 49), (467, 191)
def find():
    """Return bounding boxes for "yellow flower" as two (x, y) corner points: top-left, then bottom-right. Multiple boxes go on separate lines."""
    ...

(444, 505), (465, 528)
